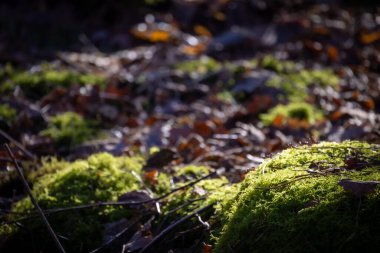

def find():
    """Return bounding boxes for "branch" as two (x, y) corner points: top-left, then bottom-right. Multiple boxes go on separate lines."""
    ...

(4, 144), (66, 253)
(0, 130), (36, 160)
(138, 203), (214, 253)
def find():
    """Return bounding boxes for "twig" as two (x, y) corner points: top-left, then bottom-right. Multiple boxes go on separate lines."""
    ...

(2, 172), (216, 225)
(4, 144), (66, 253)
(89, 216), (141, 253)
(138, 204), (214, 253)
(31, 171), (216, 215)
(0, 129), (36, 160)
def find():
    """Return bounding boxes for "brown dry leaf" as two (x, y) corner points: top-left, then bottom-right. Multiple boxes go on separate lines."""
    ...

(339, 179), (380, 197)
(194, 120), (216, 138)
(329, 110), (343, 121)
(360, 31), (380, 44)
(144, 148), (177, 171)
(360, 98), (375, 110)
(327, 45), (338, 61)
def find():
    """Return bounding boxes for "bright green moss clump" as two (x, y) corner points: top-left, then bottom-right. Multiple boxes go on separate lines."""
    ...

(3, 153), (145, 252)
(260, 102), (323, 127)
(213, 141), (380, 253)
(41, 112), (97, 146)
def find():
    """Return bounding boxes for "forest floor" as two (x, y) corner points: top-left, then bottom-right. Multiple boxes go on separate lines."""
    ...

(1, 0), (380, 252)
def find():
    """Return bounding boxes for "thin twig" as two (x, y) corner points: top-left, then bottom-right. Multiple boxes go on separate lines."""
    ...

(0, 130), (36, 160)
(4, 144), (66, 253)
(138, 204), (214, 253)
(89, 216), (141, 253)
(2, 172), (216, 225)
(32, 171), (216, 215)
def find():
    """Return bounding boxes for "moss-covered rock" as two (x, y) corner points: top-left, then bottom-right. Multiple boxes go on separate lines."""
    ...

(213, 141), (380, 253)
(40, 112), (98, 147)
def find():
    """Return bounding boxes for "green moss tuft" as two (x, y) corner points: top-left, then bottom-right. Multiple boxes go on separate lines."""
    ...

(0, 104), (17, 126)
(175, 56), (221, 78)
(41, 112), (97, 147)
(1, 65), (105, 98)
(213, 141), (380, 253)
(260, 55), (339, 100)
(259, 102), (323, 127)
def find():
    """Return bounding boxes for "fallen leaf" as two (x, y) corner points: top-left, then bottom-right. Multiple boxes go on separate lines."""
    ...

(339, 179), (380, 197)
(118, 190), (153, 203)
(360, 30), (380, 44)
(144, 170), (158, 185)
(143, 148), (177, 171)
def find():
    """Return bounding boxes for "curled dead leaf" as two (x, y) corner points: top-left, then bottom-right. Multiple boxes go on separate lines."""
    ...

(339, 179), (380, 198)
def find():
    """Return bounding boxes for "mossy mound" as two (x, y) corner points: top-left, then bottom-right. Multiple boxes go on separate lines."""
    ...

(213, 141), (380, 253)
(2, 153), (146, 252)
(1, 153), (229, 252)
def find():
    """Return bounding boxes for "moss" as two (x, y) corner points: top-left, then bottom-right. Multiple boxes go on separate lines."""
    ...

(175, 56), (221, 78)
(0, 104), (17, 126)
(213, 141), (380, 253)
(40, 112), (97, 147)
(3, 153), (147, 252)
(259, 102), (323, 127)
(261, 55), (296, 73)
(1, 65), (105, 98)
(260, 55), (339, 100)
(163, 177), (232, 217)
(176, 165), (210, 178)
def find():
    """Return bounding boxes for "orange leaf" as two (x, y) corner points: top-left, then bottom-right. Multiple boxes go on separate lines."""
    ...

(203, 243), (212, 253)
(149, 30), (171, 42)
(272, 114), (284, 127)
(144, 170), (158, 185)
(360, 31), (380, 44)
(361, 98), (375, 110)
(330, 110), (342, 121)
(180, 44), (206, 56)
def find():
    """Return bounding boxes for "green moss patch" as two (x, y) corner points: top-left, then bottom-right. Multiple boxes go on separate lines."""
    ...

(213, 141), (380, 253)
(0, 64), (105, 99)
(175, 56), (221, 78)
(0, 104), (16, 126)
(260, 55), (339, 100)
(259, 102), (323, 127)
(40, 112), (98, 147)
